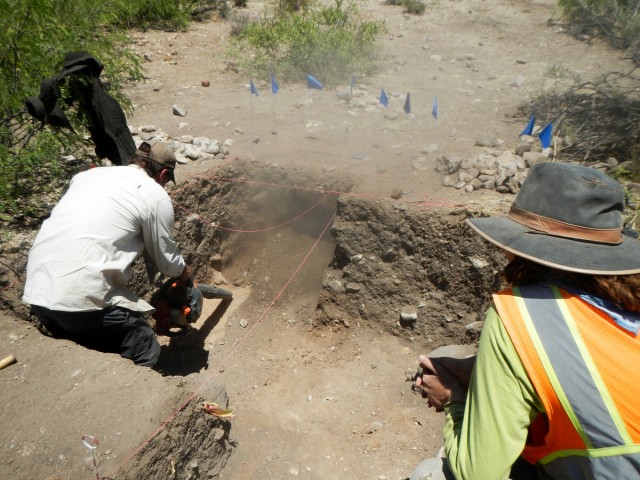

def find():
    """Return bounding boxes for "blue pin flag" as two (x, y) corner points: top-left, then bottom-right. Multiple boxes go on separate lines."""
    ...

(306, 74), (323, 90)
(379, 88), (389, 108)
(403, 93), (411, 114)
(432, 96), (438, 120)
(271, 73), (279, 94)
(520, 115), (535, 136)
(350, 76), (356, 95)
(539, 122), (553, 149)
(250, 79), (259, 96)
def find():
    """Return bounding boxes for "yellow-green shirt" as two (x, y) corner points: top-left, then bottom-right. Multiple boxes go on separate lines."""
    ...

(443, 306), (544, 479)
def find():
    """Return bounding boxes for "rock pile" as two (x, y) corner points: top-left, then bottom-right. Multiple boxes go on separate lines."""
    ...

(436, 135), (620, 194)
(130, 125), (233, 165)
(436, 135), (546, 195)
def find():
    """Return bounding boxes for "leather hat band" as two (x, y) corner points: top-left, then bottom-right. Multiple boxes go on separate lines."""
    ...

(508, 205), (623, 245)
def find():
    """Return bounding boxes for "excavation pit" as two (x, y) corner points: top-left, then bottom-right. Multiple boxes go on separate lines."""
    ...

(0, 159), (504, 479)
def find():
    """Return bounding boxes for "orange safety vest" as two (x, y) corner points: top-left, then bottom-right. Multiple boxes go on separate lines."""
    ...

(493, 284), (640, 478)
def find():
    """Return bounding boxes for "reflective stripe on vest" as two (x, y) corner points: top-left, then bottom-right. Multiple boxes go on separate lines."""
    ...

(494, 285), (640, 478)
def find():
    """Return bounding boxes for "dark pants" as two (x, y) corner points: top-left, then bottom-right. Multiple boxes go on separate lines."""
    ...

(30, 305), (161, 367)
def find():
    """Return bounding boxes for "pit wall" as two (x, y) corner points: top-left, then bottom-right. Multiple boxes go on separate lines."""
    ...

(315, 197), (504, 348)
(122, 385), (233, 480)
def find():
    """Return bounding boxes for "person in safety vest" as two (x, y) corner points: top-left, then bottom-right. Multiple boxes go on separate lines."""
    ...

(411, 162), (640, 480)
(22, 141), (193, 367)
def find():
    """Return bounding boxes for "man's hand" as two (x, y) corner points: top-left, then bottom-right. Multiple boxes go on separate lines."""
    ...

(416, 355), (466, 412)
(177, 264), (193, 286)
(429, 355), (476, 392)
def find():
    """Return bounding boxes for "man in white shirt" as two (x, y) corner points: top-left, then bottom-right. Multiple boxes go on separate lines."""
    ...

(22, 141), (192, 367)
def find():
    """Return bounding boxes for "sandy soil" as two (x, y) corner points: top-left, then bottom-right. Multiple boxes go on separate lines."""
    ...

(0, 0), (634, 479)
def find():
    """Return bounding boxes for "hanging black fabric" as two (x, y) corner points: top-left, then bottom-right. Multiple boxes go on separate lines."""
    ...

(24, 51), (135, 166)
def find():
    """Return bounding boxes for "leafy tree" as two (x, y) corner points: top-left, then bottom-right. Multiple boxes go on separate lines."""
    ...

(0, 0), (225, 225)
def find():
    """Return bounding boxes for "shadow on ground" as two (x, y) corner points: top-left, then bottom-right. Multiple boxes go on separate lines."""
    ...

(155, 298), (232, 376)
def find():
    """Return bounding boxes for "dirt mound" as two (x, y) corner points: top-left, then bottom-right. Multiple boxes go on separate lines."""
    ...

(315, 197), (503, 345)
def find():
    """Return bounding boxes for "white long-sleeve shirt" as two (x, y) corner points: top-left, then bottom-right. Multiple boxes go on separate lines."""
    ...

(22, 165), (185, 313)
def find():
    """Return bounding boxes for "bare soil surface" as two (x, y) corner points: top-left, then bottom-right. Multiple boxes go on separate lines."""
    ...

(0, 0), (635, 479)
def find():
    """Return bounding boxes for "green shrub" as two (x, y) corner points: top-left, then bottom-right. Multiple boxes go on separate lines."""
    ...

(385, 0), (425, 15)
(229, 0), (384, 85)
(111, 0), (228, 29)
(402, 0), (425, 15)
(520, 73), (640, 168)
(229, 11), (253, 36)
(558, 0), (640, 64)
(279, 0), (312, 12)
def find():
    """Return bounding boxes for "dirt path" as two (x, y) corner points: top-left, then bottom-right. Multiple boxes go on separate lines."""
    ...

(0, 0), (633, 479)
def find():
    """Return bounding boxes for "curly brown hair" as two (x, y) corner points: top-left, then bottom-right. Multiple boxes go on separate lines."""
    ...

(503, 257), (640, 312)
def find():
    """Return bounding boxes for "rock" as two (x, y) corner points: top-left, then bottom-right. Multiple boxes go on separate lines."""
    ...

(172, 104), (187, 117)
(205, 141), (222, 155)
(441, 175), (457, 187)
(209, 253), (223, 269)
(62, 155), (80, 165)
(193, 136), (210, 148)
(465, 321), (484, 332)
(514, 143), (532, 156)
(421, 144), (439, 154)
(428, 344), (477, 358)
(336, 87), (353, 102)
(201, 80), (210, 87)
(461, 168), (479, 182)
(400, 306), (418, 325)
(482, 177), (496, 189)
(522, 151), (546, 168)
(435, 155), (462, 175)
(511, 75), (525, 87)
(474, 136), (503, 148)
(323, 278), (344, 293)
(345, 282), (362, 293)
(469, 256), (489, 269)
(606, 157), (619, 168)
(470, 178), (484, 190)
(183, 145), (201, 160)
(411, 157), (431, 171)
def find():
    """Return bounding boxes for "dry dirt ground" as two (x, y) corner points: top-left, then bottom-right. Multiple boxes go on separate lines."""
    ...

(0, 0), (636, 479)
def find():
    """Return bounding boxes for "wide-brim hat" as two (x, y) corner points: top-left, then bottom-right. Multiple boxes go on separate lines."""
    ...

(467, 162), (640, 275)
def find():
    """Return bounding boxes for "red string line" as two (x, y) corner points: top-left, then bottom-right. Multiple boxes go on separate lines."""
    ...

(174, 192), (333, 233)
(106, 210), (336, 479)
